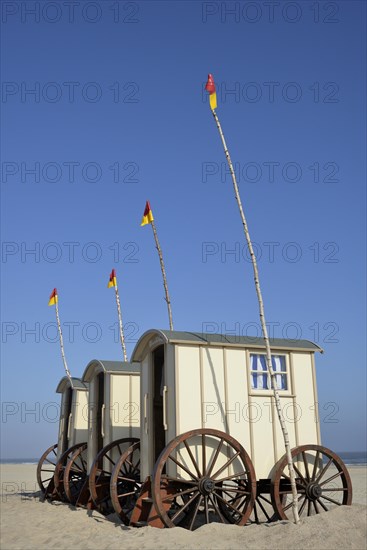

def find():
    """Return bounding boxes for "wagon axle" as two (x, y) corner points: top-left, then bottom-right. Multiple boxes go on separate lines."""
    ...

(198, 477), (216, 495)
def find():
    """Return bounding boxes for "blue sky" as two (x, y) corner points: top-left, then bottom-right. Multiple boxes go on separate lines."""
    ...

(1, 1), (366, 458)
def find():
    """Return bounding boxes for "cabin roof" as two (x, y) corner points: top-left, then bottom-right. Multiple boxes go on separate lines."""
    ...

(131, 329), (323, 361)
(56, 377), (88, 393)
(82, 359), (140, 382)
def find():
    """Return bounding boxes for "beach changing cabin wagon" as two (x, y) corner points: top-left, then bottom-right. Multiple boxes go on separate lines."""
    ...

(109, 329), (352, 529)
(62, 359), (140, 510)
(37, 376), (88, 498)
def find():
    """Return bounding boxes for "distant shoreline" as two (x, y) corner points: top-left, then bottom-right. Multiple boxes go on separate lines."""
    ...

(1, 451), (366, 467)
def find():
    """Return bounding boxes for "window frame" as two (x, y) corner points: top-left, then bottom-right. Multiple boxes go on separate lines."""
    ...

(247, 350), (292, 396)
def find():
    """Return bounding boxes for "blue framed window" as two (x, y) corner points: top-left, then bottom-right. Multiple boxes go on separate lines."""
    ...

(250, 354), (288, 391)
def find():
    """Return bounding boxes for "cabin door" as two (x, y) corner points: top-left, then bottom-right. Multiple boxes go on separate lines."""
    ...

(152, 345), (166, 462)
(96, 372), (105, 453)
(62, 387), (72, 453)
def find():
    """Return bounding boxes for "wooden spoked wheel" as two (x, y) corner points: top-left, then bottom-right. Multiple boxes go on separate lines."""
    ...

(64, 443), (88, 504)
(271, 444), (353, 519)
(37, 443), (58, 493)
(89, 438), (139, 515)
(53, 442), (87, 502)
(110, 441), (141, 524)
(152, 429), (256, 530)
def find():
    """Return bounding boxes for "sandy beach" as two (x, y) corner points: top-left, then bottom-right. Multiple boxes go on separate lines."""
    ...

(0, 463), (366, 549)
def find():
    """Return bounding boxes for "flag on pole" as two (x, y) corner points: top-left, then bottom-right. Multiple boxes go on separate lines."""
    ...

(108, 269), (117, 288)
(141, 200), (154, 226)
(48, 288), (58, 306)
(205, 73), (217, 110)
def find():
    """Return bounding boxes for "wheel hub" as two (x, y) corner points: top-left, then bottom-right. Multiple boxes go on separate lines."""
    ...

(198, 477), (215, 495)
(306, 482), (322, 500)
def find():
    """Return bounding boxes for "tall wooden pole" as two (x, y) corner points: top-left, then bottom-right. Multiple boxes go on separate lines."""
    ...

(54, 301), (73, 388)
(151, 219), (174, 331)
(114, 281), (128, 362)
(208, 97), (300, 524)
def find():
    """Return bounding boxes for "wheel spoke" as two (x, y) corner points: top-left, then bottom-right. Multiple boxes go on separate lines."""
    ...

(115, 475), (136, 484)
(258, 494), (272, 505)
(211, 451), (240, 480)
(307, 499), (312, 516)
(214, 471), (248, 484)
(311, 450), (320, 481)
(317, 498), (328, 511)
(204, 495), (209, 523)
(313, 500), (319, 514)
(164, 476), (198, 486)
(40, 476), (53, 483)
(298, 496), (307, 516)
(302, 452), (311, 482)
(213, 490), (245, 517)
(315, 457), (333, 484)
(321, 487), (347, 492)
(293, 463), (308, 487)
(168, 454), (199, 481)
(116, 490), (136, 499)
(171, 491), (200, 523)
(319, 471), (343, 487)
(161, 486), (197, 502)
(45, 458), (57, 466)
(188, 495), (202, 530)
(320, 494), (342, 506)
(253, 502), (259, 523)
(202, 434), (206, 476)
(219, 486), (250, 496)
(255, 496), (271, 521)
(183, 439), (201, 478)
(207, 438), (224, 478)
(208, 493), (225, 523)
(104, 454), (116, 468)
(283, 494), (304, 512)
(278, 488), (305, 495)
(94, 481), (110, 489)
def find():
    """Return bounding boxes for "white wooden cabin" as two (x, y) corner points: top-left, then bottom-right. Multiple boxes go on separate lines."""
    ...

(82, 360), (140, 472)
(131, 329), (323, 481)
(56, 377), (88, 459)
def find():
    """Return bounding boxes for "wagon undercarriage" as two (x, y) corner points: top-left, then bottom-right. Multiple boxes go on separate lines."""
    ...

(38, 433), (352, 530)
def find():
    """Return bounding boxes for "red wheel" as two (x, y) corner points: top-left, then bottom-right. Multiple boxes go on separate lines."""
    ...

(271, 445), (353, 519)
(152, 429), (256, 529)
(64, 443), (88, 504)
(37, 444), (58, 494)
(110, 441), (141, 525)
(89, 438), (139, 515)
(53, 442), (87, 502)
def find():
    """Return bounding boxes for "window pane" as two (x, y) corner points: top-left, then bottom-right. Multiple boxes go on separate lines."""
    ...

(251, 372), (269, 390)
(275, 374), (288, 390)
(251, 354), (267, 372)
(272, 355), (286, 372)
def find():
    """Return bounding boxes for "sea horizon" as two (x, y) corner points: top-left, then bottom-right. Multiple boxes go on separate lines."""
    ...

(1, 450), (366, 466)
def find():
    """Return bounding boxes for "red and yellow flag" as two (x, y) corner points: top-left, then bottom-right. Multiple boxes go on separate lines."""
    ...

(48, 288), (58, 306)
(205, 73), (217, 110)
(141, 200), (154, 226)
(108, 269), (117, 288)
